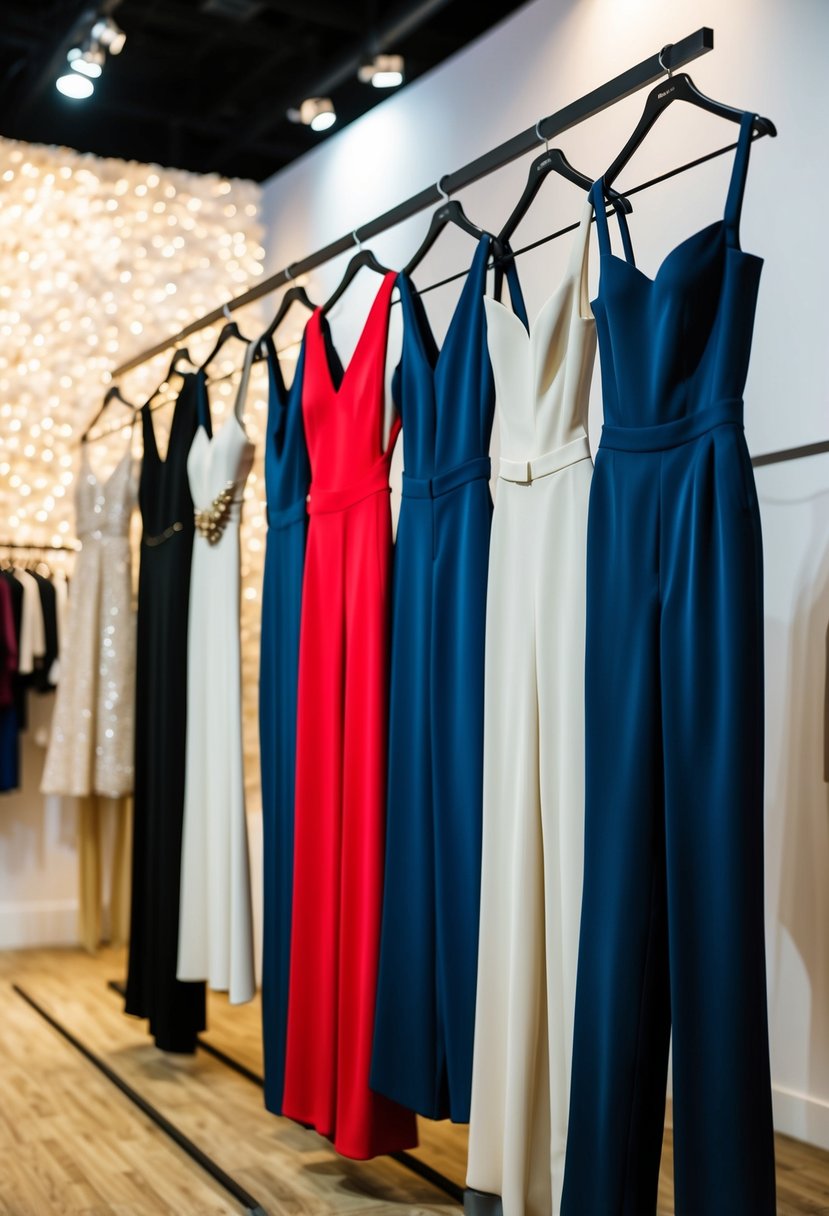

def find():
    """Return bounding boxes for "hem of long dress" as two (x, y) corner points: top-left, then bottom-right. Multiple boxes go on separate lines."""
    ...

(281, 1106), (418, 1160)
(369, 1072), (465, 1124)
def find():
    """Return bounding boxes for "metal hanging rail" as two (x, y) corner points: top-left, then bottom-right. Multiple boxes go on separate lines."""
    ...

(0, 540), (79, 552)
(111, 26), (714, 378)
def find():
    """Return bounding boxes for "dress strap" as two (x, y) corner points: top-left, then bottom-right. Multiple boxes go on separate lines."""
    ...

(590, 183), (636, 266)
(233, 338), (258, 428)
(724, 111), (755, 248)
(195, 368), (213, 438)
(492, 243), (530, 332)
(567, 197), (595, 317)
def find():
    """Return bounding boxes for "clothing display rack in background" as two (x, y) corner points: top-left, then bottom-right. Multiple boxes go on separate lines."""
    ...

(0, 541), (79, 553)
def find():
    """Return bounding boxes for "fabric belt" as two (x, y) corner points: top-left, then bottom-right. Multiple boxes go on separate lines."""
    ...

(499, 435), (591, 484)
(267, 495), (307, 530)
(600, 398), (744, 453)
(401, 455), (491, 500)
(307, 455), (392, 516)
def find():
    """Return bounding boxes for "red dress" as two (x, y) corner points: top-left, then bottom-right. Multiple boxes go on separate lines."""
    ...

(283, 272), (417, 1159)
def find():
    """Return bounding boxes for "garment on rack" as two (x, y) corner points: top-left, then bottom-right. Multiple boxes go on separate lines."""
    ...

(467, 201), (597, 1216)
(42, 440), (137, 798)
(371, 237), (494, 1123)
(561, 114), (775, 1216)
(14, 567), (45, 679)
(177, 349), (256, 1005)
(30, 572), (58, 693)
(258, 333), (309, 1115)
(50, 570), (69, 686)
(0, 576), (18, 793)
(283, 274), (417, 1159)
(126, 374), (206, 1053)
(0, 570), (24, 772)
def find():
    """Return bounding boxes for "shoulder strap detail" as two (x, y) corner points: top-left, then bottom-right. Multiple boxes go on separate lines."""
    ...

(724, 111), (755, 248)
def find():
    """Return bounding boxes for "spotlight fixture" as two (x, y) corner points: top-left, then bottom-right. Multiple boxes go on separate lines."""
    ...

(69, 43), (105, 79)
(56, 73), (95, 99)
(288, 97), (337, 132)
(91, 16), (127, 55)
(358, 53), (404, 88)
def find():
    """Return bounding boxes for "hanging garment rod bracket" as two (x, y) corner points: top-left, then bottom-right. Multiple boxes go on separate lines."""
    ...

(111, 26), (714, 378)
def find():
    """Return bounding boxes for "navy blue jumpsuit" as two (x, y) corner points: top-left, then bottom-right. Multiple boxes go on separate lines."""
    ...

(561, 113), (775, 1214)
(258, 334), (309, 1115)
(372, 239), (495, 1121)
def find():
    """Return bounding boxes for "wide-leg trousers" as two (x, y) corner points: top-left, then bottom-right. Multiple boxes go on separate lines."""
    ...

(561, 411), (776, 1215)
(468, 448), (590, 1216)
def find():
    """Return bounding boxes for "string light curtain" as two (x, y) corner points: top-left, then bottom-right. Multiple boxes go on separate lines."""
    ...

(0, 135), (274, 806)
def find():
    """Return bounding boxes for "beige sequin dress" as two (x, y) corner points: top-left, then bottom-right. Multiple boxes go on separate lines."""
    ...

(41, 439), (137, 798)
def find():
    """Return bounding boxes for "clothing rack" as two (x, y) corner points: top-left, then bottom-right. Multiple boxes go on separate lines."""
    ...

(111, 26), (715, 378)
(0, 540), (79, 552)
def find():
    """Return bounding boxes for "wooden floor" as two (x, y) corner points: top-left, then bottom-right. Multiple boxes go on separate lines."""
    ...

(0, 948), (825, 1215)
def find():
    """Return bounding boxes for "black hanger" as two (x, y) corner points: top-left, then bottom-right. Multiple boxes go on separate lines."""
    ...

(404, 179), (486, 276)
(602, 48), (776, 190)
(81, 385), (138, 442)
(145, 346), (197, 406)
(499, 141), (631, 246)
(322, 234), (392, 315)
(255, 275), (317, 358)
(200, 311), (252, 372)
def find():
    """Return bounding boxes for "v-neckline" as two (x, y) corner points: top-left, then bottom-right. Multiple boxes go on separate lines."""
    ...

(81, 435), (133, 489)
(400, 235), (490, 377)
(315, 272), (395, 396)
(143, 371), (199, 467)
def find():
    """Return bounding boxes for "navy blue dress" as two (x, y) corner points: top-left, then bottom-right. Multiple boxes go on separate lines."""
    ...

(561, 113), (775, 1214)
(258, 334), (309, 1115)
(372, 239), (495, 1122)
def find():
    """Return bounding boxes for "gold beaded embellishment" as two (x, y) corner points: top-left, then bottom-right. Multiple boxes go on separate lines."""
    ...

(194, 481), (236, 544)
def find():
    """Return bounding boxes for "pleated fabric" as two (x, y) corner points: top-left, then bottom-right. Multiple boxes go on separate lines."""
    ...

(561, 114), (776, 1216)
(126, 373), (206, 1053)
(467, 201), (595, 1216)
(372, 237), (495, 1123)
(283, 274), (417, 1159)
(258, 333), (309, 1115)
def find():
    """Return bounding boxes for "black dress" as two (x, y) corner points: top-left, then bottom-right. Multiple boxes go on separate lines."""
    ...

(125, 374), (206, 1052)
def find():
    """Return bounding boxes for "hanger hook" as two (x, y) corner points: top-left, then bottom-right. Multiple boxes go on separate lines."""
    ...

(352, 229), (362, 250)
(535, 117), (550, 156)
(222, 302), (233, 322)
(436, 175), (451, 203)
(658, 44), (674, 78)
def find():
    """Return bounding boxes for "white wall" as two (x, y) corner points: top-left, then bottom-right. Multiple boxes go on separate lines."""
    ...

(258, 0), (829, 1149)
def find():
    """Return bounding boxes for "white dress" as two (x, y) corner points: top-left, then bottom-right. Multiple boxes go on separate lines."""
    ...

(41, 439), (137, 798)
(177, 348), (256, 1005)
(466, 200), (596, 1216)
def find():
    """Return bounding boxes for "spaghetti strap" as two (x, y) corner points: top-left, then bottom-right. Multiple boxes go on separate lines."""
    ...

(724, 111), (755, 247)
(497, 246), (530, 331)
(590, 184), (635, 265)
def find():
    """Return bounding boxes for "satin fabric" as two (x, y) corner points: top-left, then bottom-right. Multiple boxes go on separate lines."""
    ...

(467, 203), (595, 1216)
(258, 334), (309, 1115)
(372, 237), (495, 1123)
(561, 114), (775, 1215)
(283, 274), (417, 1159)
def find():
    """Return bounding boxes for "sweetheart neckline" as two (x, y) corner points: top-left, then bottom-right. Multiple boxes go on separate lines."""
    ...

(596, 218), (760, 289)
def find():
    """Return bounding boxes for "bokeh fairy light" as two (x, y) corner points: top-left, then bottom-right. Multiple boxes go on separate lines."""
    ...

(0, 135), (287, 809)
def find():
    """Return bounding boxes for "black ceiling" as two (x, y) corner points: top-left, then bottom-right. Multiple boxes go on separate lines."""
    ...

(0, 0), (527, 182)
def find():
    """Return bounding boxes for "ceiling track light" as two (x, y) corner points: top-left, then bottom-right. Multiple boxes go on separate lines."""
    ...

(287, 97), (337, 132)
(68, 42), (105, 78)
(357, 53), (404, 88)
(56, 73), (95, 99)
(91, 16), (127, 55)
